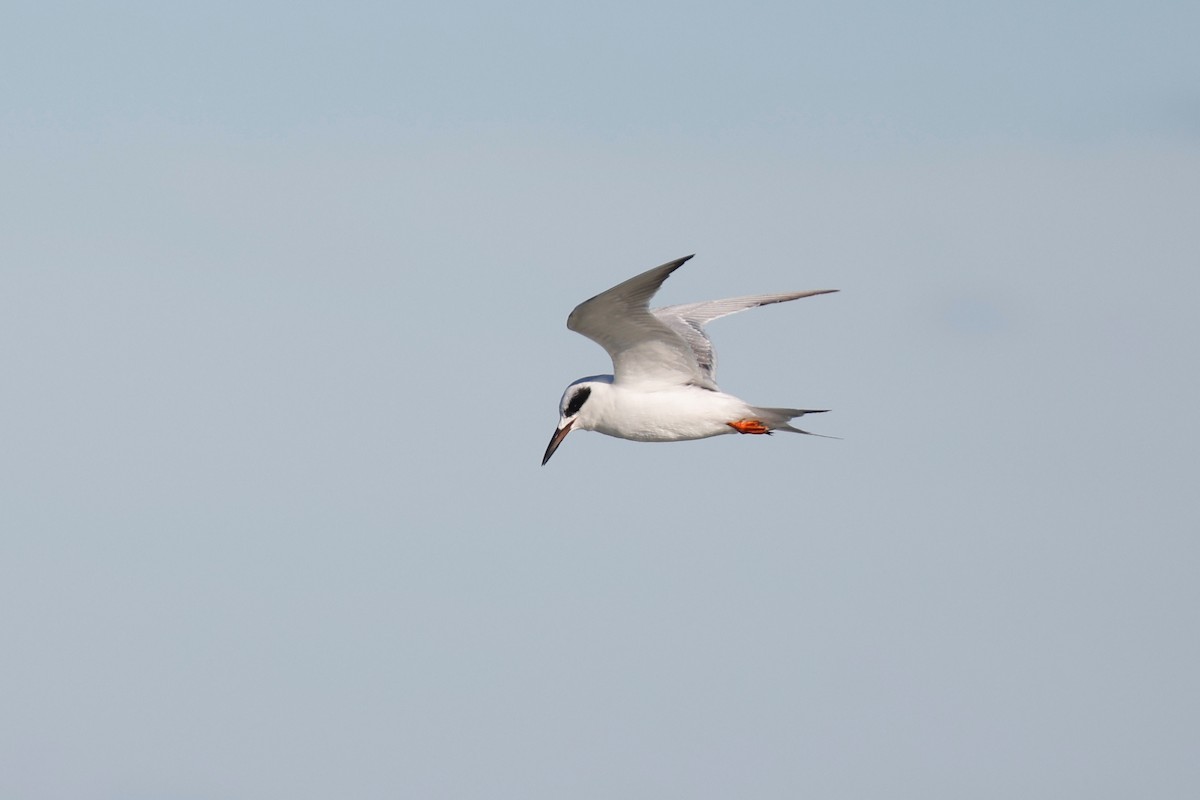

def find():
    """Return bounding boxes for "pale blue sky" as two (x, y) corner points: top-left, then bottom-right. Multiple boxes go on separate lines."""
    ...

(3, 2), (1199, 798)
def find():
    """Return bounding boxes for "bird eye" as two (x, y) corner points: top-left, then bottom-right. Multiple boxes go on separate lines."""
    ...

(565, 386), (591, 417)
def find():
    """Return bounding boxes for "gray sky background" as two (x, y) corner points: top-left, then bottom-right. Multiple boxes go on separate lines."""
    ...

(3, 2), (1199, 798)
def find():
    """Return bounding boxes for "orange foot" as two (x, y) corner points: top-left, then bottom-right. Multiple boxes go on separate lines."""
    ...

(727, 419), (772, 435)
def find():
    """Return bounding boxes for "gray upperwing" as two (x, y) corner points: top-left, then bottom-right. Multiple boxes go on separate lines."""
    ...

(567, 255), (708, 388)
(652, 289), (838, 384)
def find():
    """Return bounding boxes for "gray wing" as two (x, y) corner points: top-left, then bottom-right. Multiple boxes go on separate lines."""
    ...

(567, 255), (709, 388)
(653, 289), (839, 385)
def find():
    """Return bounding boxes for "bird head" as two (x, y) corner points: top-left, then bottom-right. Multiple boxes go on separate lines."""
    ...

(541, 376), (610, 465)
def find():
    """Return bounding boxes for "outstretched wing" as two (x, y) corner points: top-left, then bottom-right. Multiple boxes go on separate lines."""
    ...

(567, 255), (708, 388)
(653, 290), (838, 384)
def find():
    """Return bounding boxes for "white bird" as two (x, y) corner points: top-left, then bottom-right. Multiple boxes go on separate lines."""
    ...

(543, 254), (837, 465)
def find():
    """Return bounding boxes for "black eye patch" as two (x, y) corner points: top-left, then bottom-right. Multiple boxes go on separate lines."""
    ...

(565, 386), (591, 416)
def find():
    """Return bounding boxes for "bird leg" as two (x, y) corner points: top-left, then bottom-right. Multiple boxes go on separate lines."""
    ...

(727, 419), (771, 435)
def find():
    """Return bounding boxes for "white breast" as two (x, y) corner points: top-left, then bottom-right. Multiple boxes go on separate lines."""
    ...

(584, 384), (751, 442)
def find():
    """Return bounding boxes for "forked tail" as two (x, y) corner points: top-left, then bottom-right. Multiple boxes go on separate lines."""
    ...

(752, 407), (836, 437)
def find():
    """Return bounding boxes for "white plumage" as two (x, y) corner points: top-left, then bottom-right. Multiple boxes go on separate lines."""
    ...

(543, 254), (837, 464)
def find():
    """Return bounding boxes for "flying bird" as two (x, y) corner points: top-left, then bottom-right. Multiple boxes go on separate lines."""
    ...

(543, 254), (836, 465)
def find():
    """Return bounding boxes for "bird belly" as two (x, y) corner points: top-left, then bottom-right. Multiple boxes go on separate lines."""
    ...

(590, 388), (748, 442)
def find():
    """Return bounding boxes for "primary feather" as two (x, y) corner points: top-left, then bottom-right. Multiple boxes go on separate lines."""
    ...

(654, 290), (838, 384)
(566, 255), (702, 388)
(567, 255), (838, 390)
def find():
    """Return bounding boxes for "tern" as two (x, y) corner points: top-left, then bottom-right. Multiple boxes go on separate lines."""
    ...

(542, 254), (837, 465)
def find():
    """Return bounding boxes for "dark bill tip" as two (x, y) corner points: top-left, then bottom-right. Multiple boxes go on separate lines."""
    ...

(541, 420), (574, 466)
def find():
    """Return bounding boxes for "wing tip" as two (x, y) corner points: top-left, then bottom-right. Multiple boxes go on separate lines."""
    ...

(664, 253), (696, 271)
